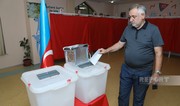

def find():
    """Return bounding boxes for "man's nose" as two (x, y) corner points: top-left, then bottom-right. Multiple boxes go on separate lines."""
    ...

(129, 17), (134, 22)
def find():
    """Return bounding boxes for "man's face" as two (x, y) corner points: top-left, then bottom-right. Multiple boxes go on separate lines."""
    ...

(128, 8), (145, 28)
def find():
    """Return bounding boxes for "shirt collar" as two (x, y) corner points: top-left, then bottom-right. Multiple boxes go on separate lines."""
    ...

(141, 20), (148, 29)
(131, 20), (148, 30)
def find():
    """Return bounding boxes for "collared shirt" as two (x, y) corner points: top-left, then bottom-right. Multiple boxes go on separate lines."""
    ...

(133, 20), (148, 39)
(120, 21), (164, 71)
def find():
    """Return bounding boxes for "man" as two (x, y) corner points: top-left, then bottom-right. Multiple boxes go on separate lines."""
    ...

(99, 4), (164, 106)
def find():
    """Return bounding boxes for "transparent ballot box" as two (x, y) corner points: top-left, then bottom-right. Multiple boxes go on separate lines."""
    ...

(63, 44), (93, 68)
(21, 65), (78, 106)
(64, 62), (111, 103)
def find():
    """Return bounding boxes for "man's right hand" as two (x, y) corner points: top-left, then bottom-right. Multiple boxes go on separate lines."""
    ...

(98, 48), (108, 54)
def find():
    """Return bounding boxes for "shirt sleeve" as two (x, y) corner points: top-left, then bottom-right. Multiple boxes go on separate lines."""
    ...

(120, 27), (128, 42)
(152, 26), (164, 47)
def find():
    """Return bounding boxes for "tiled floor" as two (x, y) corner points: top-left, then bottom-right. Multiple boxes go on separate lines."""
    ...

(0, 50), (180, 106)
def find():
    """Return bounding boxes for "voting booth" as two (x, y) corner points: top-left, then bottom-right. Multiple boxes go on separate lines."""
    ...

(21, 65), (78, 106)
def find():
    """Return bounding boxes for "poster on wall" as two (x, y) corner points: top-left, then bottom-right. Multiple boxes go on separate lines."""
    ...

(158, 0), (179, 16)
(159, 3), (169, 12)
(27, 2), (64, 20)
(27, 2), (40, 20)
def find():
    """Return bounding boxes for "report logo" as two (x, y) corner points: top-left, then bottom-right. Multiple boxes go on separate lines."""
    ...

(139, 76), (180, 86)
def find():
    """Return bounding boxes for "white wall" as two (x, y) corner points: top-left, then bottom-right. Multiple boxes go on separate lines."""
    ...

(74, 0), (114, 16)
(86, 1), (114, 16)
(28, 0), (66, 11)
(0, 0), (67, 69)
(115, 0), (180, 17)
(0, 0), (28, 69)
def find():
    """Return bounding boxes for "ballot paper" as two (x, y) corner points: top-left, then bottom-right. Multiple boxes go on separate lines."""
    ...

(90, 50), (102, 65)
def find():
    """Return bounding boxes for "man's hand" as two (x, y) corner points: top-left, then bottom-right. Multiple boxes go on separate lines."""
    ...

(98, 41), (125, 54)
(98, 48), (108, 54)
(150, 73), (160, 84)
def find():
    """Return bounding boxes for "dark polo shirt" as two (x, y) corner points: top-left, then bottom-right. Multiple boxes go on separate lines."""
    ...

(120, 21), (164, 71)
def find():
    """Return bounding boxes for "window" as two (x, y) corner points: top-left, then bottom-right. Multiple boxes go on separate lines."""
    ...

(75, 2), (95, 15)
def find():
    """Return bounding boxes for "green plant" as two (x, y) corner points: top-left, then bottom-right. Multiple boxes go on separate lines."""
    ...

(19, 37), (31, 59)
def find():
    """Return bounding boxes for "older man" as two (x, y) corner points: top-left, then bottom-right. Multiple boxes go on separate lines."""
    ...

(99, 4), (164, 106)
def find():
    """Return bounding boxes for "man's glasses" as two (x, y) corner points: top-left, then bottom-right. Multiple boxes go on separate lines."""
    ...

(128, 15), (137, 20)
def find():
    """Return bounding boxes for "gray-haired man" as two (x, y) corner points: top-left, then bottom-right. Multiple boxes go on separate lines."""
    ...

(99, 4), (164, 106)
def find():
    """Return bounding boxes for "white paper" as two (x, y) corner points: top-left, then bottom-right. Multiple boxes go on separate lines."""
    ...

(89, 50), (102, 65)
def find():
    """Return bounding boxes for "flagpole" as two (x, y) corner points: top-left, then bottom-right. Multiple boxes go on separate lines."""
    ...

(40, 0), (54, 68)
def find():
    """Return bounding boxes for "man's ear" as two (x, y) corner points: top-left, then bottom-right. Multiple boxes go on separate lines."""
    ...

(141, 13), (145, 19)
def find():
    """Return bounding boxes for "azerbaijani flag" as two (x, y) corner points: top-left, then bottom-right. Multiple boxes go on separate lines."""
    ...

(40, 0), (54, 68)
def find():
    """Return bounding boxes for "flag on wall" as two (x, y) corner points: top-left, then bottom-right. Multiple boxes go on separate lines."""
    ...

(40, 0), (54, 68)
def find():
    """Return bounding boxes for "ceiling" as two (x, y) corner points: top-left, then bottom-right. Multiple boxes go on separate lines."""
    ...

(87, 0), (158, 4)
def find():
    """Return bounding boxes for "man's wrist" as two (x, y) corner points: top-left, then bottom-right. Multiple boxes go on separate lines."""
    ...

(106, 48), (110, 53)
(154, 70), (161, 75)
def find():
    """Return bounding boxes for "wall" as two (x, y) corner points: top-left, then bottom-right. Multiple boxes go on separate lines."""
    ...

(115, 0), (180, 17)
(66, 0), (75, 13)
(74, 0), (114, 16)
(0, 0), (28, 69)
(0, 0), (67, 69)
(86, 1), (114, 16)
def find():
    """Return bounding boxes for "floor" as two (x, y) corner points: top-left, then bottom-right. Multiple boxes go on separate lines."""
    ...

(0, 50), (180, 106)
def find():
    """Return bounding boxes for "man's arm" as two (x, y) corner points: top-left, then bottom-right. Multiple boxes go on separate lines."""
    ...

(151, 46), (163, 84)
(99, 41), (125, 54)
(154, 46), (163, 72)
